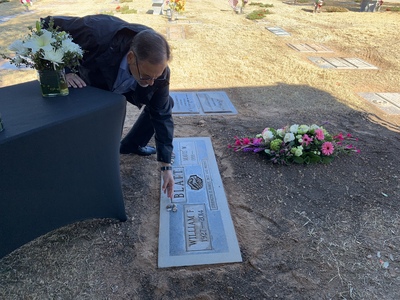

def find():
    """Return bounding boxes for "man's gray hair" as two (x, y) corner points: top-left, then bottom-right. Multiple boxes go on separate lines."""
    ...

(130, 29), (171, 64)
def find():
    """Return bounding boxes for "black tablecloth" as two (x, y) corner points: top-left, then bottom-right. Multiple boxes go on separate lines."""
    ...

(0, 80), (127, 258)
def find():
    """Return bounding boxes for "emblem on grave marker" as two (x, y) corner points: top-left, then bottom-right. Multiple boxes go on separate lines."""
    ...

(187, 174), (203, 190)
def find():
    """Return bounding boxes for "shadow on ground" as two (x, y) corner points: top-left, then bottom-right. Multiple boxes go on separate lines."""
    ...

(1, 82), (399, 299)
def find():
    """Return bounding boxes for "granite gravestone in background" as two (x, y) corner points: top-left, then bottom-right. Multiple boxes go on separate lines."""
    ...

(266, 27), (290, 36)
(358, 93), (400, 115)
(171, 91), (237, 116)
(152, 0), (164, 15)
(308, 57), (378, 69)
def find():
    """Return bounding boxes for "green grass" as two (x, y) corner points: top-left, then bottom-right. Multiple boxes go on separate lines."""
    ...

(121, 8), (137, 14)
(249, 2), (274, 8)
(246, 8), (272, 20)
(324, 5), (349, 12)
(385, 6), (400, 11)
(116, 5), (137, 14)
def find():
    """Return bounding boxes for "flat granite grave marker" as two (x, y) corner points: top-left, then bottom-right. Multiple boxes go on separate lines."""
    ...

(266, 27), (290, 36)
(171, 91), (237, 116)
(307, 57), (336, 69)
(0, 59), (29, 71)
(343, 58), (378, 69)
(308, 57), (378, 69)
(158, 137), (242, 268)
(358, 92), (400, 115)
(377, 93), (400, 107)
(287, 43), (333, 53)
(166, 26), (185, 40)
(323, 57), (356, 69)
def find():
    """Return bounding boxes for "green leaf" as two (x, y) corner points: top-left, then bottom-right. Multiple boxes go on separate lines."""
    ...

(321, 156), (334, 164)
(309, 154), (321, 164)
(293, 157), (304, 164)
(36, 21), (41, 32)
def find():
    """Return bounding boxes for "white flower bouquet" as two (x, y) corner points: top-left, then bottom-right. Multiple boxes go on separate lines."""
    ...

(1, 18), (83, 71)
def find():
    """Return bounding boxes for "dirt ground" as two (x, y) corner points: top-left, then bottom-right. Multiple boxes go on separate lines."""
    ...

(1, 0), (400, 299)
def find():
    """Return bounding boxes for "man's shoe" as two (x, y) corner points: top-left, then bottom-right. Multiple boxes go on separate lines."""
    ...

(130, 146), (156, 156)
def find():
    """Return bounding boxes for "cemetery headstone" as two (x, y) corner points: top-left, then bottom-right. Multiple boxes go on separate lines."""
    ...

(287, 43), (333, 53)
(158, 137), (242, 268)
(308, 57), (378, 69)
(152, 0), (164, 15)
(266, 27), (290, 36)
(166, 26), (185, 40)
(171, 91), (237, 116)
(359, 93), (400, 115)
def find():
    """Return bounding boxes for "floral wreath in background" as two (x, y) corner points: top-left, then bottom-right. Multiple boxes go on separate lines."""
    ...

(229, 123), (360, 165)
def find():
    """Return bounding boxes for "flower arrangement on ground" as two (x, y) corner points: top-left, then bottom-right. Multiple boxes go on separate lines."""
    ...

(229, 124), (360, 164)
(166, 0), (186, 12)
(1, 18), (83, 72)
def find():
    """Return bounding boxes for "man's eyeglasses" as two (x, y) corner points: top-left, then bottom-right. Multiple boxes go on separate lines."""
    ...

(135, 55), (166, 82)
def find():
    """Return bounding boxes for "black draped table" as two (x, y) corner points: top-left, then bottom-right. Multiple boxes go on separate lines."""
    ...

(0, 80), (127, 258)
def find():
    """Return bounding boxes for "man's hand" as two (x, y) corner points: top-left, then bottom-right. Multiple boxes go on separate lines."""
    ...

(66, 73), (86, 88)
(162, 169), (174, 199)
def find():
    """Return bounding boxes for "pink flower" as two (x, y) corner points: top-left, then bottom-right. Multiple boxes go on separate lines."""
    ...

(302, 134), (313, 146)
(321, 142), (334, 156)
(242, 137), (251, 145)
(252, 137), (263, 146)
(334, 133), (344, 141)
(315, 129), (325, 140)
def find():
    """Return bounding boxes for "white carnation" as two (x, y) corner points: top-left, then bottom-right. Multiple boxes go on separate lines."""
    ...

(262, 130), (274, 141)
(284, 132), (295, 143)
(289, 124), (299, 133)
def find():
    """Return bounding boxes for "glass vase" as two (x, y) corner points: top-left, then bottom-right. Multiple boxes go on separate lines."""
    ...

(37, 69), (69, 97)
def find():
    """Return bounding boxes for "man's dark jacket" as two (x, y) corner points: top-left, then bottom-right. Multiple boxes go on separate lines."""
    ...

(41, 15), (174, 163)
